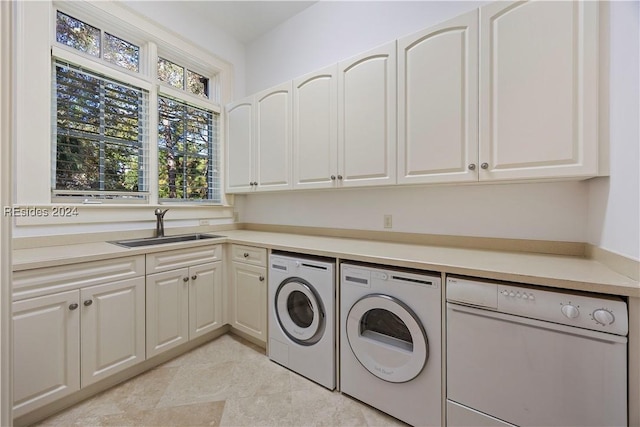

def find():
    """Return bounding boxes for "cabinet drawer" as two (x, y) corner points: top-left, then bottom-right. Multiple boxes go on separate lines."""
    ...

(146, 245), (222, 274)
(231, 244), (267, 266)
(13, 256), (145, 302)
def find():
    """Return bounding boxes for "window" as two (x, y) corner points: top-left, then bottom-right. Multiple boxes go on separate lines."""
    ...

(53, 61), (148, 198)
(56, 11), (140, 73)
(158, 57), (210, 99)
(56, 11), (100, 57)
(156, 56), (219, 202)
(158, 96), (220, 202)
(52, 9), (222, 204)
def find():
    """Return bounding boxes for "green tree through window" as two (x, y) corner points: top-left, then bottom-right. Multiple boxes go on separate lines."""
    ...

(158, 96), (218, 202)
(54, 62), (147, 195)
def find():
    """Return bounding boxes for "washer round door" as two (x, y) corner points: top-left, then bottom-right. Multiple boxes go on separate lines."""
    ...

(346, 293), (428, 383)
(275, 278), (326, 345)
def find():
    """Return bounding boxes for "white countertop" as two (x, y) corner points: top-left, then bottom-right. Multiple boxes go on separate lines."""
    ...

(12, 229), (639, 297)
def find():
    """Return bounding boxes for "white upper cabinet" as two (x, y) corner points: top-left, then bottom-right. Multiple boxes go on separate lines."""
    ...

(293, 65), (338, 189)
(225, 0), (602, 193)
(338, 42), (397, 187)
(255, 82), (293, 191)
(225, 83), (292, 193)
(479, 0), (599, 180)
(398, 10), (479, 184)
(226, 99), (254, 193)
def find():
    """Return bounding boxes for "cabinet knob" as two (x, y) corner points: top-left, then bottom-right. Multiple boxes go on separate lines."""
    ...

(330, 175), (336, 180)
(83, 300), (93, 307)
(243, 252), (249, 258)
(254, 181), (258, 186)
(183, 277), (189, 282)
(468, 163), (476, 170)
(481, 162), (489, 169)
(337, 175), (343, 180)
(259, 275), (265, 282)
(69, 303), (79, 311)
(191, 275), (198, 280)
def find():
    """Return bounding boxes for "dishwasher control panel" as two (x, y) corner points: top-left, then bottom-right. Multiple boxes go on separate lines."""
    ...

(447, 276), (628, 336)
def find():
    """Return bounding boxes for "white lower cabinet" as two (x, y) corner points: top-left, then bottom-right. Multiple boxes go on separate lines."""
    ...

(229, 245), (267, 343)
(146, 261), (223, 358)
(145, 245), (224, 358)
(80, 278), (145, 387)
(12, 290), (80, 418)
(12, 276), (145, 418)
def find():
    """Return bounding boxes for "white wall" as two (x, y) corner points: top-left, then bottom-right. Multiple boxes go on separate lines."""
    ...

(587, 1), (640, 260)
(1, 1), (13, 423)
(241, 1), (639, 260)
(124, 1), (246, 99)
(245, 1), (486, 94)
(241, 182), (589, 242)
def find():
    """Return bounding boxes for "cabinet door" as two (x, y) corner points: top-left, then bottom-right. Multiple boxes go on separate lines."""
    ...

(189, 261), (223, 339)
(479, 0), (598, 180)
(231, 262), (267, 342)
(255, 81), (293, 191)
(146, 268), (189, 358)
(12, 291), (80, 418)
(398, 10), (479, 184)
(81, 277), (145, 387)
(338, 42), (396, 187)
(293, 65), (338, 189)
(226, 99), (254, 193)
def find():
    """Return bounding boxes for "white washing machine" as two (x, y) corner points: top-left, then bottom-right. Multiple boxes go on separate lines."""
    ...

(340, 263), (442, 427)
(268, 253), (336, 390)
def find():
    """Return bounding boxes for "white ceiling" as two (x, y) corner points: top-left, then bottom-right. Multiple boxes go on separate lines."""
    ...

(183, 1), (317, 44)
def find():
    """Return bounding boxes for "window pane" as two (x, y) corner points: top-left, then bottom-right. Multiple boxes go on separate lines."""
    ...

(104, 142), (141, 191)
(54, 62), (147, 194)
(187, 70), (209, 98)
(55, 136), (101, 190)
(104, 33), (139, 72)
(158, 58), (184, 89)
(56, 66), (101, 134)
(56, 11), (100, 57)
(158, 96), (218, 201)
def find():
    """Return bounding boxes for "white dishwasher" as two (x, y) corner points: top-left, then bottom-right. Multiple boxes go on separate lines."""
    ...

(446, 276), (628, 427)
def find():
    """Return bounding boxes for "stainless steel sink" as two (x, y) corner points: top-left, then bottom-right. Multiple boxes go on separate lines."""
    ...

(109, 233), (225, 248)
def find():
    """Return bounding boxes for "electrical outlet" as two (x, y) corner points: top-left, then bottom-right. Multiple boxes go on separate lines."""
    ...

(199, 219), (210, 226)
(383, 214), (392, 229)
(233, 212), (239, 222)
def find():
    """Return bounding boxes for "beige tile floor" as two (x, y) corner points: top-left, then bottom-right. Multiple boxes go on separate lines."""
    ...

(33, 334), (406, 427)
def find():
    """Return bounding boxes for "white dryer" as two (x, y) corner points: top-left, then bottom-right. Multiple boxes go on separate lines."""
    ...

(340, 263), (442, 427)
(269, 253), (336, 390)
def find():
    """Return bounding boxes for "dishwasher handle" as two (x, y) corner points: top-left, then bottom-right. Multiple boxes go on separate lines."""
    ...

(446, 277), (498, 309)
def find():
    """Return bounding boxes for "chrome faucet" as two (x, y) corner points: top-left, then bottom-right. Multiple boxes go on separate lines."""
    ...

(154, 208), (169, 237)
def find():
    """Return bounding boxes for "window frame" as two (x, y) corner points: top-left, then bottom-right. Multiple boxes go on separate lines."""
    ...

(50, 2), (225, 206)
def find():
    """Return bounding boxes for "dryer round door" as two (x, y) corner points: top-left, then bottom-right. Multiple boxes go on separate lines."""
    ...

(346, 294), (428, 383)
(275, 278), (326, 345)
